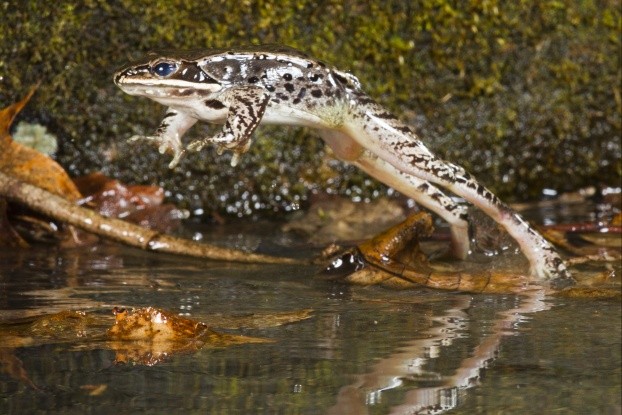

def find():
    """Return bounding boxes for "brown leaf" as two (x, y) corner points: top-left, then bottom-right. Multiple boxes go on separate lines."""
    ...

(74, 172), (183, 232)
(205, 309), (314, 329)
(107, 307), (270, 365)
(0, 87), (81, 201)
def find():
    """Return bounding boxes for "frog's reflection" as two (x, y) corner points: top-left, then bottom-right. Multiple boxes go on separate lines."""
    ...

(327, 291), (549, 415)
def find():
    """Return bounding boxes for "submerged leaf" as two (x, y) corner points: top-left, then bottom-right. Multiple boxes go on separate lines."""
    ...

(205, 309), (314, 329)
(106, 307), (271, 365)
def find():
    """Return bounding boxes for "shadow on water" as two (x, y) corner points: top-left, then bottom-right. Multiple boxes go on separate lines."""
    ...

(0, 211), (620, 414)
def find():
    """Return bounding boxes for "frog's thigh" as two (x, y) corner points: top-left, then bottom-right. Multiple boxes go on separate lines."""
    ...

(354, 152), (470, 259)
(366, 139), (569, 280)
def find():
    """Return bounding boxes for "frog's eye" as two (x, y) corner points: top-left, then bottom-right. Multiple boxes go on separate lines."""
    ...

(152, 61), (178, 78)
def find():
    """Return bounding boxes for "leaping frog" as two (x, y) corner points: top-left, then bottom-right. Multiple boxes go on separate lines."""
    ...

(114, 45), (573, 287)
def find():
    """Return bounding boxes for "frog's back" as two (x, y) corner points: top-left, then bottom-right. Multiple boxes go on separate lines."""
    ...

(195, 46), (362, 101)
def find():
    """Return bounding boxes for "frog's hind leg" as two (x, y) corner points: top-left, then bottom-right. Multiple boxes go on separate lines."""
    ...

(354, 151), (471, 260)
(344, 114), (572, 284)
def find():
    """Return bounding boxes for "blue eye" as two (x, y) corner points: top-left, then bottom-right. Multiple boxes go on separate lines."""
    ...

(152, 61), (178, 77)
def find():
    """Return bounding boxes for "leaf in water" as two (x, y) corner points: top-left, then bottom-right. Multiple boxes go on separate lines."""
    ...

(553, 286), (621, 300)
(29, 310), (95, 339)
(205, 309), (314, 329)
(107, 307), (271, 365)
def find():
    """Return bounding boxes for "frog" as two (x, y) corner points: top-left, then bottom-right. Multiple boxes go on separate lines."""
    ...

(114, 45), (573, 287)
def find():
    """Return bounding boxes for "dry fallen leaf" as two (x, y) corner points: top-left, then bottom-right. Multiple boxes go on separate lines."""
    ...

(74, 172), (185, 233)
(0, 87), (81, 200)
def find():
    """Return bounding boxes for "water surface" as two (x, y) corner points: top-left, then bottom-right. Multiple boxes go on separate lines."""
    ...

(0, 220), (619, 414)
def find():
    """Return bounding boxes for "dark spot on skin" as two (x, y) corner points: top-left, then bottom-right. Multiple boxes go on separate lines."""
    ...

(324, 89), (334, 97)
(306, 62), (314, 68)
(284, 83), (295, 92)
(283, 73), (292, 81)
(357, 96), (375, 105)
(292, 98), (301, 105)
(276, 92), (289, 101)
(397, 126), (412, 134)
(311, 89), (322, 98)
(204, 99), (226, 109)
(317, 61), (326, 67)
(164, 111), (176, 118)
(430, 192), (443, 202)
(308, 73), (322, 82)
(297, 88), (307, 100)
(177, 89), (195, 96)
(297, 76), (305, 81)
(248, 76), (259, 83)
(375, 111), (395, 119)
(266, 85), (276, 92)
(333, 73), (349, 86)
(271, 98), (280, 104)
(417, 183), (429, 192)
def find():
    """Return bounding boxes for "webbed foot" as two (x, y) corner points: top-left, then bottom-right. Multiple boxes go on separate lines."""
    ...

(530, 252), (575, 288)
(187, 135), (251, 167)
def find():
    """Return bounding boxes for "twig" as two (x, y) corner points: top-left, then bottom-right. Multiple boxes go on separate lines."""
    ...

(0, 171), (301, 264)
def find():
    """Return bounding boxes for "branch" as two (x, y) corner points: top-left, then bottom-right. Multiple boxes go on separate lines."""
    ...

(0, 171), (300, 264)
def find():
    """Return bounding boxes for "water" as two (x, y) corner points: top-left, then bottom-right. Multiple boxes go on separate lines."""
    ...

(0, 222), (620, 414)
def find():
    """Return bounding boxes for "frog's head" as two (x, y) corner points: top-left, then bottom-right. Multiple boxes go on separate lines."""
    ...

(114, 52), (223, 100)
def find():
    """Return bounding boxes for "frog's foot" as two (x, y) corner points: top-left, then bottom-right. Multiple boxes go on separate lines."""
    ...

(529, 248), (576, 288)
(187, 134), (252, 167)
(128, 134), (185, 168)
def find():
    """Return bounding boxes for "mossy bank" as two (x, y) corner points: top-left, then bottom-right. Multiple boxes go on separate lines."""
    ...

(2, 1), (620, 217)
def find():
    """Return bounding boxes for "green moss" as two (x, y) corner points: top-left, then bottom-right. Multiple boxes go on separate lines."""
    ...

(1, 0), (619, 216)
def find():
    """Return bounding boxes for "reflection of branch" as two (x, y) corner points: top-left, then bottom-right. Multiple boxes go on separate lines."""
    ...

(328, 291), (550, 415)
(0, 171), (299, 264)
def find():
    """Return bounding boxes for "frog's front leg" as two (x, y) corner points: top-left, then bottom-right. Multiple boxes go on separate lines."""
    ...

(129, 108), (198, 169)
(186, 86), (270, 167)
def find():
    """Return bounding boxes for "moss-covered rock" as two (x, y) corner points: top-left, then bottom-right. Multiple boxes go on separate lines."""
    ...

(1, 0), (619, 217)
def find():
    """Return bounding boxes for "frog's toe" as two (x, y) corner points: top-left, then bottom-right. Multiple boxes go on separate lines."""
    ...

(187, 139), (209, 153)
(531, 256), (575, 288)
(167, 149), (186, 169)
(128, 134), (151, 143)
